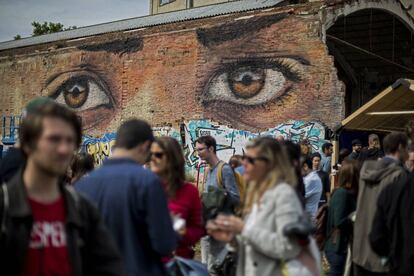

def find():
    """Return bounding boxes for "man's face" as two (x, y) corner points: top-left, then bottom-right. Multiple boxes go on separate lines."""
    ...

(352, 144), (362, 153)
(405, 151), (414, 172)
(325, 146), (333, 156)
(195, 142), (211, 162)
(28, 117), (77, 177)
(312, 157), (321, 171)
(370, 139), (380, 149)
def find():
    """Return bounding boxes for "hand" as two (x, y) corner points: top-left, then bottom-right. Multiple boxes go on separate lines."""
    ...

(214, 214), (245, 234)
(172, 214), (186, 235)
(177, 226), (186, 236)
(206, 220), (234, 242)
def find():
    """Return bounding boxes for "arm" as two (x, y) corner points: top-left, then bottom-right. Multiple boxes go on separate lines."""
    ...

(180, 185), (205, 247)
(144, 177), (178, 256)
(304, 177), (321, 200)
(322, 173), (331, 200)
(322, 156), (331, 173)
(82, 198), (124, 276)
(240, 185), (302, 260)
(222, 165), (240, 206)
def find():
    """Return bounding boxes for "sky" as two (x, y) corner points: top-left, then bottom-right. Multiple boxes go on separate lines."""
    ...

(0, 0), (150, 42)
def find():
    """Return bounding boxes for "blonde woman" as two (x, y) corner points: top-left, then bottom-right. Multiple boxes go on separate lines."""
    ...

(207, 137), (321, 276)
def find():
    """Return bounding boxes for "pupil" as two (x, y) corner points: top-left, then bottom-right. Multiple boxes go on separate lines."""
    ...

(71, 87), (81, 96)
(241, 75), (253, 86)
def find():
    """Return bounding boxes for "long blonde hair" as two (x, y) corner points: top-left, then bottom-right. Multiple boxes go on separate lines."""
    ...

(243, 137), (297, 215)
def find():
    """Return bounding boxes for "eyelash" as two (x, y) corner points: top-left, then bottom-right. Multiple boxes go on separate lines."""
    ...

(220, 57), (302, 82)
(48, 72), (114, 106)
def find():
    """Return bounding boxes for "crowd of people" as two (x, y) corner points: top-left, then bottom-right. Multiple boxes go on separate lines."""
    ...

(0, 98), (413, 276)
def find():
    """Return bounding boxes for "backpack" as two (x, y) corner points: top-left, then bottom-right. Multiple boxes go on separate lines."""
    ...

(217, 162), (245, 200)
(315, 204), (328, 250)
(201, 161), (244, 221)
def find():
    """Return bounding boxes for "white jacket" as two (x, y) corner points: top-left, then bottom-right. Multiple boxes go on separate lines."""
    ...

(236, 183), (321, 276)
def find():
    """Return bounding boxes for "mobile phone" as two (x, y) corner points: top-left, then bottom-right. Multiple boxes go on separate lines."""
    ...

(173, 217), (186, 231)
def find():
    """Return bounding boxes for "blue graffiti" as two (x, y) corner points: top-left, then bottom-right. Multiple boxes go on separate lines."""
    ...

(1, 115), (21, 145)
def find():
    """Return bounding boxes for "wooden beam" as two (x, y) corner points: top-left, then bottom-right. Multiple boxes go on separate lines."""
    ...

(367, 111), (414, 115)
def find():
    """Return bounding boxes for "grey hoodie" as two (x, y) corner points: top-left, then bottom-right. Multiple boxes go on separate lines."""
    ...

(353, 158), (406, 272)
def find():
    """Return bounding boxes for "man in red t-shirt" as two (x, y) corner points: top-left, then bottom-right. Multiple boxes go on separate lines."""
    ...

(0, 102), (122, 275)
(22, 196), (71, 276)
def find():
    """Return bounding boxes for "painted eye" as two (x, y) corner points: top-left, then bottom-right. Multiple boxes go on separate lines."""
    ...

(62, 81), (88, 108)
(42, 68), (115, 130)
(51, 75), (111, 112)
(203, 58), (304, 106)
(228, 67), (265, 98)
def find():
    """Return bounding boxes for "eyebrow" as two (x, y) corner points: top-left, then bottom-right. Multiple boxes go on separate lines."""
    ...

(196, 13), (288, 47)
(44, 64), (97, 86)
(222, 54), (311, 66)
(78, 37), (143, 55)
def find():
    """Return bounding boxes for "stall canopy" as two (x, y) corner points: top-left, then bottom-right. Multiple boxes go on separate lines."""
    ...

(340, 79), (414, 132)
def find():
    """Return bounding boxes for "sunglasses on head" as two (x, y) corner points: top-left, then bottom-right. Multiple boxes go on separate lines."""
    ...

(242, 155), (268, 165)
(151, 152), (164, 159)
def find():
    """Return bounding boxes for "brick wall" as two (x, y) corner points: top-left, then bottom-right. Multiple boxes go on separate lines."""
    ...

(0, 3), (345, 138)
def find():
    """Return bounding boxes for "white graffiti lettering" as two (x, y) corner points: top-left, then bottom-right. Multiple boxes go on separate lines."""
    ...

(29, 222), (67, 248)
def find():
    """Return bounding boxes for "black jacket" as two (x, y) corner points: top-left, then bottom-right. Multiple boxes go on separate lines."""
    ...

(370, 172), (414, 276)
(0, 147), (25, 184)
(316, 170), (330, 205)
(357, 147), (384, 164)
(347, 151), (359, 161)
(0, 171), (124, 276)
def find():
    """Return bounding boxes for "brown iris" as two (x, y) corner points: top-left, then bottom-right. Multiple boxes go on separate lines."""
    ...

(61, 79), (89, 108)
(228, 67), (265, 99)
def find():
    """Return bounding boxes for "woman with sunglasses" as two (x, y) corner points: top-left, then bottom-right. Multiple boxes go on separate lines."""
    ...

(150, 136), (204, 259)
(207, 137), (321, 276)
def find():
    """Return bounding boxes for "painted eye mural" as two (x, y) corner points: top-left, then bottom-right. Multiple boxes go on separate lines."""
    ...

(42, 66), (115, 130)
(202, 57), (308, 106)
(52, 75), (111, 111)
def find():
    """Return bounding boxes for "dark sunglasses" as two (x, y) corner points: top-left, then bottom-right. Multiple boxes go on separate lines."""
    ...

(242, 155), (268, 165)
(151, 152), (165, 159)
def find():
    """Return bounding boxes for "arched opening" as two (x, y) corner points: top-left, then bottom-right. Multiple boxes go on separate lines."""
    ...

(326, 8), (414, 116)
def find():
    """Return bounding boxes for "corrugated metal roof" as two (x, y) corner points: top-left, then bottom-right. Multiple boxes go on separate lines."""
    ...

(0, 0), (285, 51)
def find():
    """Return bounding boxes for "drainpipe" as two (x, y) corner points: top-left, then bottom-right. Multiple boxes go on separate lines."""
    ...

(149, 0), (154, 15)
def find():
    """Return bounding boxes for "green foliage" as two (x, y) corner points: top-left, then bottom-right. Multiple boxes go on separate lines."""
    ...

(11, 22), (77, 40)
(31, 21), (77, 36)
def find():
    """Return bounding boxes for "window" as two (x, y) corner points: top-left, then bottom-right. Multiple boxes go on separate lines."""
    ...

(160, 0), (175, 6)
